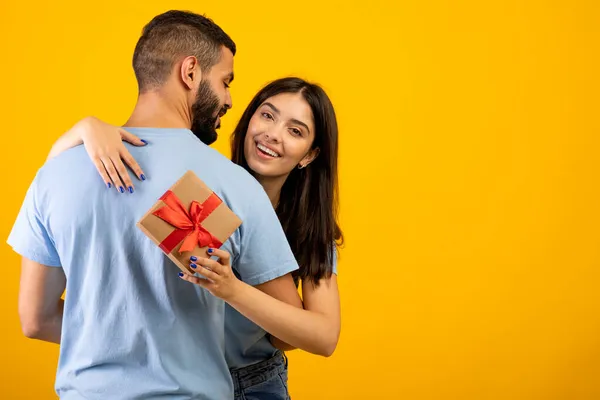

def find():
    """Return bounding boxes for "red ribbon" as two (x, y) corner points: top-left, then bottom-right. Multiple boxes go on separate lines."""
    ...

(153, 190), (223, 254)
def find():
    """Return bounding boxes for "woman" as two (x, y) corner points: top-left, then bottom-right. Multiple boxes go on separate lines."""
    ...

(49, 77), (342, 400)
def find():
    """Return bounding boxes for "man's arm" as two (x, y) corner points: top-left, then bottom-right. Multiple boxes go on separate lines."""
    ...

(18, 257), (66, 344)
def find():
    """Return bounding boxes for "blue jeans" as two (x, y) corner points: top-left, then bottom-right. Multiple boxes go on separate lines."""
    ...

(230, 351), (290, 400)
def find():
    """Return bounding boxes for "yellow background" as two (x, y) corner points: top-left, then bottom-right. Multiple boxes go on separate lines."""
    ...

(1, 0), (599, 399)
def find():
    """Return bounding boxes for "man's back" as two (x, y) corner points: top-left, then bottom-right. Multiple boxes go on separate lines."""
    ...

(8, 128), (298, 399)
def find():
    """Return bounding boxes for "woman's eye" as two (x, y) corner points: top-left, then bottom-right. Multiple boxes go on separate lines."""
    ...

(261, 112), (274, 120)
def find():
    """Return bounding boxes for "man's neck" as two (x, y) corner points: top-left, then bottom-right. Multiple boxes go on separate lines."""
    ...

(124, 88), (192, 129)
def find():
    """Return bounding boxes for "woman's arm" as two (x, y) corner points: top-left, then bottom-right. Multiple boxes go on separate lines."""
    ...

(238, 275), (340, 357)
(47, 118), (88, 160)
(269, 276), (340, 356)
(47, 116), (146, 192)
(180, 249), (341, 357)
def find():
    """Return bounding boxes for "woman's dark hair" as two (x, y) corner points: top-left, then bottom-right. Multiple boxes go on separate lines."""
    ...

(231, 77), (343, 285)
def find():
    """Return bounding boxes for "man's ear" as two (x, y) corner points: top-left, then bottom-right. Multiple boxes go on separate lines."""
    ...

(180, 56), (201, 90)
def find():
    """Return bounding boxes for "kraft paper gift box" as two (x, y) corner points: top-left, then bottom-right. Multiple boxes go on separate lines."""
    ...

(137, 170), (242, 274)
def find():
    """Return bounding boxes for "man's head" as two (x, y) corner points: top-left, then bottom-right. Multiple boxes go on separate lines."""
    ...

(133, 10), (236, 144)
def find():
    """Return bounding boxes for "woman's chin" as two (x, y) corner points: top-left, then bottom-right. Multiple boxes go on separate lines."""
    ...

(247, 159), (271, 176)
(247, 161), (291, 181)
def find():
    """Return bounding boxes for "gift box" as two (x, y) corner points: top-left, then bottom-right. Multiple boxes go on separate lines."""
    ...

(137, 170), (242, 274)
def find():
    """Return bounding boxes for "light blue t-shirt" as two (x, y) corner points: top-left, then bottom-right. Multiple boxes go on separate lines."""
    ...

(7, 128), (298, 400)
(225, 247), (338, 369)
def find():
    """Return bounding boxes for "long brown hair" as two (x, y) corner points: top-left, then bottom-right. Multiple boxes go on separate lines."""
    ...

(231, 77), (343, 285)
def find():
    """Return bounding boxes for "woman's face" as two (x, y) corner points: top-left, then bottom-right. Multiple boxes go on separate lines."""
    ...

(244, 92), (318, 180)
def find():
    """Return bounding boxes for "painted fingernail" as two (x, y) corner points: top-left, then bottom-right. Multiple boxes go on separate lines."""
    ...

(190, 263), (197, 269)
(178, 272), (184, 277)
(140, 174), (146, 181)
(129, 186), (134, 193)
(141, 139), (148, 145)
(107, 182), (111, 189)
(119, 186), (124, 193)
(190, 256), (197, 261)
(207, 248), (214, 254)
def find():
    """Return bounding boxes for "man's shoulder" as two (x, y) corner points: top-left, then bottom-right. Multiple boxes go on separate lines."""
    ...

(37, 146), (94, 181)
(189, 147), (262, 192)
(201, 159), (264, 202)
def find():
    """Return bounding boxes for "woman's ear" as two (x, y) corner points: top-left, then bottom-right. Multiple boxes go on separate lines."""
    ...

(299, 147), (320, 168)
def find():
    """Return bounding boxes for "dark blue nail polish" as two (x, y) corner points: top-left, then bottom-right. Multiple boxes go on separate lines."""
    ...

(119, 186), (124, 193)
(190, 263), (197, 269)
(107, 182), (111, 189)
(190, 256), (197, 261)
(129, 186), (134, 193)
(140, 174), (146, 181)
(141, 139), (148, 145)
(207, 248), (214, 254)
(178, 272), (184, 277)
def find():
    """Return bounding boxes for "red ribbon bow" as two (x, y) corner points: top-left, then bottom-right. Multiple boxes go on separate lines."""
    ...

(153, 190), (223, 254)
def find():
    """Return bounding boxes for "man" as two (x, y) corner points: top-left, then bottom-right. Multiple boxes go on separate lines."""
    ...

(8, 10), (302, 399)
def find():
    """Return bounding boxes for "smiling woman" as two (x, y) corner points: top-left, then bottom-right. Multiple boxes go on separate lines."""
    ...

(231, 78), (342, 284)
(243, 94), (319, 200)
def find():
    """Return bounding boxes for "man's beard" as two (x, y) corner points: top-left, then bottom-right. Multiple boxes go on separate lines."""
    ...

(190, 80), (225, 145)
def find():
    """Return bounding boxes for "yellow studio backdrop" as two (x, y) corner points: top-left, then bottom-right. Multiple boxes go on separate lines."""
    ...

(1, 1), (599, 399)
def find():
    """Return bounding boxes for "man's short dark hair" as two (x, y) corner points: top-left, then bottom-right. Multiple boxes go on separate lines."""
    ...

(132, 10), (236, 92)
